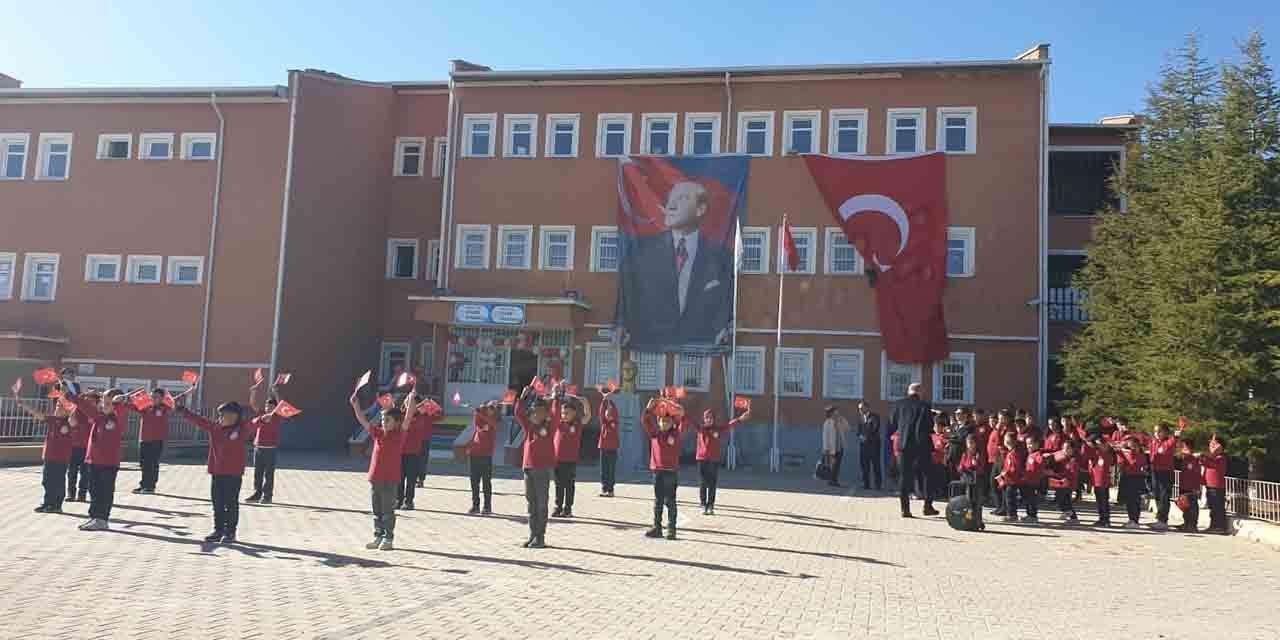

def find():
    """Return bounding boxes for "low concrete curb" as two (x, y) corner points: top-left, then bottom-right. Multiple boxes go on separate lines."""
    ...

(1233, 518), (1280, 551)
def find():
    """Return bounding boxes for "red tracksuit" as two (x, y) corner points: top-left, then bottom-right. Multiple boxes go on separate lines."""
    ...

(645, 412), (689, 472)
(466, 411), (498, 457)
(515, 400), (558, 470)
(597, 400), (620, 452)
(695, 417), (744, 463)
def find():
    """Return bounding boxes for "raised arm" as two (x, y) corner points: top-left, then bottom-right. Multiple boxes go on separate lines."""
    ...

(725, 407), (752, 430)
(577, 395), (592, 425)
(11, 392), (46, 420)
(177, 406), (218, 433)
(349, 392), (374, 433)
(248, 385), (261, 415)
(642, 398), (659, 437)
(514, 385), (534, 433)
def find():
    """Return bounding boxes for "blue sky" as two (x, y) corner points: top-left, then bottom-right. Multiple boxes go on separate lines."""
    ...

(1, 1), (1276, 121)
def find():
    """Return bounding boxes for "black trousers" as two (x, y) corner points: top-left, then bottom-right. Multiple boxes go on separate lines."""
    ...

(1055, 488), (1075, 516)
(1152, 470), (1174, 524)
(138, 440), (164, 491)
(554, 461), (577, 509)
(699, 460), (719, 507)
(1206, 487), (1227, 531)
(1181, 490), (1200, 529)
(600, 450), (618, 492)
(68, 448), (88, 497)
(523, 468), (552, 539)
(398, 453), (423, 504)
(653, 470), (678, 528)
(1021, 486), (1040, 517)
(859, 443), (882, 488)
(1095, 487), (1111, 524)
(1119, 475), (1144, 523)
(965, 481), (984, 526)
(469, 455), (493, 509)
(898, 447), (932, 513)
(828, 450), (844, 485)
(419, 443), (431, 482)
(210, 475), (242, 533)
(43, 461), (68, 509)
(87, 465), (118, 520)
(253, 448), (277, 499)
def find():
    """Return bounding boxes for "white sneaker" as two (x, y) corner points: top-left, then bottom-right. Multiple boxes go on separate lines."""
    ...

(77, 519), (95, 530)
(365, 538), (382, 550)
(83, 519), (109, 531)
(378, 538), (394, 551)
(1124, 521), (1141, 529)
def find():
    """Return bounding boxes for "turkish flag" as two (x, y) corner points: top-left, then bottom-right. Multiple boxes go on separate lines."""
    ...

(32, 368), (59, 385)
(781, 219), (801, 272)
(419, 399), (443, 417)
(274, 401), (302, 418)
(733, 396), (751, 411)
(132, 393), (154, 412)
(803, 153), (950, 363)
(181, 370), (200, 386)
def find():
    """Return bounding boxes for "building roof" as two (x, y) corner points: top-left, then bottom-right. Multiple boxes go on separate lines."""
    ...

(0, 85), (289, 100)
(450, 58), (1048, 83)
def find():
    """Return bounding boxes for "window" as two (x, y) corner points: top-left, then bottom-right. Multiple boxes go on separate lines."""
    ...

(1048, 254), (1088, 322)
(823, 349), (864, 399)
(155, 380), (190, 406)
(503, 114), (537, 158)
(461, 114), (497, 157)
(0, 253), (15, 299)
(113, 377), (152, 394)
(126, 255), (163, 284)
(385, 239), (419, 279)
(419, 341), (435, 376)
(880, 353), (922, 402)
(641, 113), (676, 156)
(379, 342), (411, 384)
(739, 226), (771, 274)
(585, 343), (621, 388)
(828, 109), (867, 156)
(431, 137), (448, 177)
(138, 133), (174, 160)
(778, 226), (816, 274)
(1, 133), (29, 179)
(80, 376), (114, 394)
(886, 108), (926, 154)
(454, 225), (490, 269)
(426, 239), (441, 281)
(684, 113), (721, 156)
(180, 133), (216, 160)
(631, 351), (666, 391)
(733, 346), (766, 395)
(590, 226), (620, 272)
(96, 134), (132, 160)
(545, 114), (581, 158)
(933, 352), (975, 405)
(394, 137), (426, 176)
(539, 226), (575, 271)
(36, 133), (72, 180)
(946, 227), (975, 277)
(775, 347), (813, 398)
(676, 353), (711, 392)
(596, 113), (632, 158)
(84, 254), (122, 282)
(167, 256), (204, 285)
(21, 253), (60, 301)
(937, 107), (977, 154)
(783, 110), (821, 155)
(824, 228), (862, 275)
(736, 111), (774, 156)
(1049, 150), (1123, 215)
(497, 225), (533, 270)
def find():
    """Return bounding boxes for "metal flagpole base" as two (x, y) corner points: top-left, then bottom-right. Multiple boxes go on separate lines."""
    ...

(769, 447), (781, 472)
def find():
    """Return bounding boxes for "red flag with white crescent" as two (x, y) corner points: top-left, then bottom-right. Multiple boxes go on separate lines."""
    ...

(781, 218), (801, 272)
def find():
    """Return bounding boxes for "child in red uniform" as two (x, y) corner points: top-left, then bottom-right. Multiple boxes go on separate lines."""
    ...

(957, 434), (987, 530)
(130, 388), (171, 495)
(1020, 433), (1046, 523)
(13, 391), (76, 513)
(178, 401), (263, 544)
(346, 391), (405, 551)
(1043, 418), (1065, 453)
(696, 405), (750, 515)
(245, 386), (294, 505)
(643, 396), (689, 539)
(66, 402), (91, 502)
(1200, 436), (1229, 534)
(1047, 439), (1081, 524)
(71, 389), (129, 531)
(1148, 422), (1179, 531)
(466, 401), (499, 515)
(398, 391), (437, 511)
(1178, 441), (1202, 532)
(1117, 434), (1149, 529)
(994, 432), (1026, 522)
(1088, 436), (1115, 527)
(514, 384), (558, 548)
(597, 391), (621, 497)
(553, 389), (590, 518)
(988, 412), (1009, 512)
(929, 415), (949, 506)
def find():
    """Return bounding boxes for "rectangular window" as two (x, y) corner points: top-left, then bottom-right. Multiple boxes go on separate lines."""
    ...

(937, 107), (977, 154)
(497, 225), (533, 270)
(545, 114), (581, 158)
(736, 111), (774, 156)
(113, 377), (152, 395)
(684, 113), (721, 156)
(167, 256), (204, 285)
(778, 226), (816, 274)
(676, 353), (711, 392)
(585, 343), (621, 388)
(632, 351), (666, 391)
(419, 341), (435, 376)
(1, 133), (29, 179)
(379, 342), (411, 384)
(454, 225), (490, 270)
(641, 113), (676, 156)
(946, 227), (975, 277)
(881, 353), (923, 402)
(783, 110), (821, 155)
(828, 109), (868, 156)
(503, 114), (537, 158)
(596, 113), (632, 158)
(886, 108), (926, 154)
(431, 137), (447, 177)
(426, 239), (441, 281)
(386, 239), (419, 279)
(823, 349), (864, 399)
(1049, 150), (1123, 215)
(739, 226), (771, 274)
(539, 226), (575, 270)
(590, 226), (620, 272)
(932, 352), (975, 405)
(84, 254), (122, 282)
(180, 133), (216, 160)
(462, 114), (497, 157)
(0, 253), (14, 299)
(394, 137), (426, 176)
(824, 228), (862, 275)
(126, 255), (163, 284)
(775, 347), (813, 397)
(96, 134), (132, 160)
(138, 133), (174, 160)
(21, 253), (60, 301)
(733, 346), (766, 395)
(155, 380), (189, 406)
(36, 133), (72, 180)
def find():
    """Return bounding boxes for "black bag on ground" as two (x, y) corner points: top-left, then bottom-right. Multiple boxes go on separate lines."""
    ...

(946, 494), (980, 531)
(814, 458), (832, 481)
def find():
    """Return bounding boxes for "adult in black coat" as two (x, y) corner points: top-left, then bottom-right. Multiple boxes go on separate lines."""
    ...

(890, 383), (938, 517)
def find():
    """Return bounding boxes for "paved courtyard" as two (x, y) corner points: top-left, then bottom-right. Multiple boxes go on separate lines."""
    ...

(2, 452), (1278, 640)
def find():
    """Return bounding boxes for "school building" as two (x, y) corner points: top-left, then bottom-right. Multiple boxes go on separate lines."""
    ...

(0, 44), (1133, 461)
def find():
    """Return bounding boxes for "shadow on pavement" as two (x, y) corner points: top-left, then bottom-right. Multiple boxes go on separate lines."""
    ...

(395, 547), (651, 577)
(554, 545), (820, 579)
(683, 538), (902, 567)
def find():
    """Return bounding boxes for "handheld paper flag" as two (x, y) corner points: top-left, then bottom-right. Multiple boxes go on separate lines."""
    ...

(47, 389), (63, 399)
(419, 399), (443, 417)
(131, 393), (154, 412)
(33, 368), (59, 385)
(607, 379), (618, 393)
(395, 371), (416, 389)
(181, 370), (200, 386)
(502, 389), (517, 405)
(377, 394), (395, 410)
(162, 391), (176, 410)
(673, 387), (687, 400)
(58, 397), (78, 413)
(566, 384), (579, 396)
(355, 370), (372, 392)
(1177, 416), (1188, 430)
(274, 400), (302, 418)
(10, 378), (21, 396)
(274, 372), (292, 386)
(253, 368), (265, 386)
(531, 376), (547, 395)
(451, 391), (463, 406)
(734, 396), (751, 411)
(595, 384), (605, 395)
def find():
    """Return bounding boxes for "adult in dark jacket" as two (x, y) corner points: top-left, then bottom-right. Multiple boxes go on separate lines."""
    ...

(855, 402), (882, 490)
(890, 383), (938, 517)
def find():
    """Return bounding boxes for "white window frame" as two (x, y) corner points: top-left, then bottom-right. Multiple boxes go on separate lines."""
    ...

(932, 352), (976, 405)
(739, 226), (771, 275)
(589, 225), (620, 273)
(461, 114), (497, 158)
(393, 136), (426, 176)
(822, 348), (865, 400)
(0, 252), (15, 299)
(880, 352), (923, 402)
(640, 113), (677, 156)
(386, 238), (420, 279)
(538, 225), (576, 271)
(595, 113), (633, 158)
(138, 133), (175, 160)
(167, 256), (205, 285)
(426, 239), (441, 280)
(585, 342), (622, 388)
(84, 254), (122, 282)
(946, 226), (976, 278)
(683, 113), (722, 156)
(379, 341), (412, 383)
(736, 111), (775, 157)
(502, 114), (538, 159)
(782, 110), (822, 155)
(823, 227), (863, 275)
(79, 376), (114, 393)
(777, 226), (817, 275)
(828, 108), (868, 156)
(113, 377), (152, 395)
(936, 107), (978, 155)
(36, 133), (73, 180)
(886, 108), (927, 155)
(96, 134), (132, 160)
(0, 133), (29, 180)
(497, 224), (534, 270)
(454, 224), (491, 270)
(180, 132), (217, 160)
(419, 341), (436, 375)
(126, 255), (164, 284)
(20, 253), (60, 301)
(630, 351), (667, 391)
(545, 114), (581, 158)
(775, 347), (814, 398)
(732, 346), (766, 395)
(675, 353), (712, 392)
(431, 137), (447, 177)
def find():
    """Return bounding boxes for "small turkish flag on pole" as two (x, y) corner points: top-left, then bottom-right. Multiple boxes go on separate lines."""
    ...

(274, 372), (292, 386)
(10, 378), (21, 396)
(734, 396), (751, 411)
(32, 368), (59, 385)
(162, 391), (176, 410)
(501, 389), (517, 405)
(252, 368), (264, 388)
(531, 376), (547, 395)
(181, 370), (200, 386)
(419, 399), (443, 416)
(781, 215), (801, 273)
(58, 397), (78, 413)
(355, 370), (372, 392)
(132, 393), (154, 412)
(274, 400), (302, 418)
(451, 391), (463, 406)
(395, 371), (416, 389)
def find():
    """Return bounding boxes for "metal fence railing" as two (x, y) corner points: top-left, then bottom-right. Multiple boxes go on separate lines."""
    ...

(1172, 469), (1280, 526)
(0, 397), (210, 447)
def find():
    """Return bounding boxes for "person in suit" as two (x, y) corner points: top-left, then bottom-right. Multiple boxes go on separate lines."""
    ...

(890, 383), (937, 518)
(619, 181), (733, 349)
(855, 401), (883, 490)
(821, 406), (848, 488)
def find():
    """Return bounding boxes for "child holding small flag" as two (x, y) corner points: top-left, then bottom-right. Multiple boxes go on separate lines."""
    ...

(598, 388), (621, 497)
(69, 388), (130, 531)
(696, 402), (750, 515)
(399, 390), (438, 510)
(553, 385), (590, 519)
(643, 395), (690, 540)
(12, 387), (76, 513)
(466, 400), (499, 515)
(514, 382), (558, 548)
(347, 384), (405, 551)
(245, 385), (299, 504)
(1178, 440), (1202, 532)
(177, 401), (263, 543)
(129, 389), (172, 495)
(1200, 436), (1229, 534)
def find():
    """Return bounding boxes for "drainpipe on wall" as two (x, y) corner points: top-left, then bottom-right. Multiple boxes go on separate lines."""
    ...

(269, 72), (301, 382)
(1036, 62), (1050, 421)
(196, 92), (226, 408)
(723, 72), (733, 154)
(723, 71), (738, 470)
(437, 79), (458, 290)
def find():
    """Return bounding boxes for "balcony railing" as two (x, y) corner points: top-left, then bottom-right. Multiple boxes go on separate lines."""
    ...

(1047, 287), (1089, 323)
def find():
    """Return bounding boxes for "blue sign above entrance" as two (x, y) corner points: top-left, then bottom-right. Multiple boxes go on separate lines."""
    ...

(454, 302), (526, 326)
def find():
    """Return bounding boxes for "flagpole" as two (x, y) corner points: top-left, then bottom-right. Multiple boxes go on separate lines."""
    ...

(770, 215), (786, 473)
(726, 216), (742, 471)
